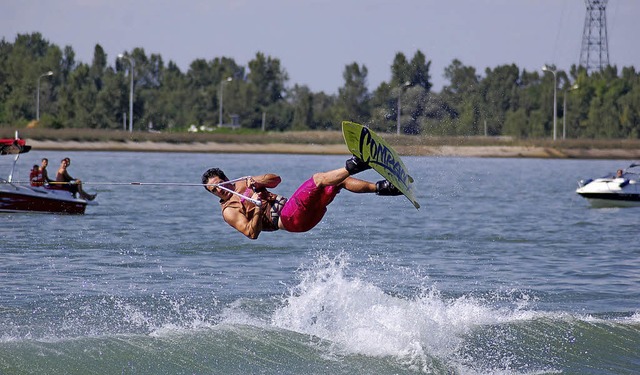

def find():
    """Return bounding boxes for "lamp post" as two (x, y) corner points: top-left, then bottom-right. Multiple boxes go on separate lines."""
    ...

(36, 71), (53, 121)
(396, 81), (411, 135)
(218, 77), (233, 127)
(118, 54), (134, 132)
(562, 84), (579, 139)
(542, 65), (557, 141)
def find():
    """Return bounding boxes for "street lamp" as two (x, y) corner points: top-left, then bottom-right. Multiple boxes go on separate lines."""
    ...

(397, 81), (411, 135)
(218, 77), (233, 127)
(562, 84), (579, 139)
(36, 71), (53, 121)
(542, 65), (557, 141)
(118, 54), (134, 132)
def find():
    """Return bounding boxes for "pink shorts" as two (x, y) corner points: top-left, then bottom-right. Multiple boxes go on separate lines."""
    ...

(280, 177), (341, 232)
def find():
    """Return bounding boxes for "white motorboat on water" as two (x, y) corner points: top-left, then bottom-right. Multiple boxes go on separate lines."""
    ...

(576, 163), (640, 207)
(0, 133), (96, 214)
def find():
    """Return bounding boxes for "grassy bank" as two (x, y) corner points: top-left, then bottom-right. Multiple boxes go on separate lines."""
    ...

(3, 127), (640, 150)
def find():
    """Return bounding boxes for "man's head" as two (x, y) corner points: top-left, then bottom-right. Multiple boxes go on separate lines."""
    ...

(201, 168), (229, 194)
(41, 158), (48, 168)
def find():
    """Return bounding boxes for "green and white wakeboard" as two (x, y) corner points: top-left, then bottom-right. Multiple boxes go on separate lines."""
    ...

(342, 121), (420, 209)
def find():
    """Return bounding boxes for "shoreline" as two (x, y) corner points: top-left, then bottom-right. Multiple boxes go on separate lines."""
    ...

(26, 139), (640, 159)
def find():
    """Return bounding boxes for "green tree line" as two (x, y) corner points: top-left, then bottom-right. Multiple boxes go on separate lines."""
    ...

(1, 32), (639, 138)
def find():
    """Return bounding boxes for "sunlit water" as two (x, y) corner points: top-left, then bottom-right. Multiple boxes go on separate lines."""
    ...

(1, 151), (639, 374)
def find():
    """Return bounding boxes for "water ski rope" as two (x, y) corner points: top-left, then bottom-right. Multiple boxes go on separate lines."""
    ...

(2, 175), (262, 206)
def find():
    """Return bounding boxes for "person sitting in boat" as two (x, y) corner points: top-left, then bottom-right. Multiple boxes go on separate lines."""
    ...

(614, 168), (630, 187)
(39, 158), (52, 186)
(55, 157), (96, 201)
(29, 164), (42, 186)
(201, 156), (402, 240)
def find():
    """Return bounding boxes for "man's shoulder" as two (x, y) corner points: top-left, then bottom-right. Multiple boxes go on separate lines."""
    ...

(221, 198), (243, 209)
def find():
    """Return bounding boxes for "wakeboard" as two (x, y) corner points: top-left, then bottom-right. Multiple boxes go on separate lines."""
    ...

(342, 121), (420, 209)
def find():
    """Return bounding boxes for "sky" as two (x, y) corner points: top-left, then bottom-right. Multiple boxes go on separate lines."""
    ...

(1, 0), (638, 94)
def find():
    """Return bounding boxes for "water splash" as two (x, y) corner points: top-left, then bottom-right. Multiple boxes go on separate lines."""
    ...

(269, 252), (544, 373)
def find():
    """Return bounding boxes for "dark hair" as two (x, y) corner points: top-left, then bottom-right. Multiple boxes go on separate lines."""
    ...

(201, 168), (228, 191)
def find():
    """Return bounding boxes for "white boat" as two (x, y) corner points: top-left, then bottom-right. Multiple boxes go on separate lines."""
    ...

(0, 133), (96, 214)
(576, 163), (640, 207)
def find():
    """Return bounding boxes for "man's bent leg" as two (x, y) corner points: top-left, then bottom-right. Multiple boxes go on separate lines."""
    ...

(312, 168), (350, 188)
(341, 177), (376, 193)
(313, 155), (372, 187)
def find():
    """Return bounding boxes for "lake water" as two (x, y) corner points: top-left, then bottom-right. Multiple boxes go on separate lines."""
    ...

(1, 151), (639, 374)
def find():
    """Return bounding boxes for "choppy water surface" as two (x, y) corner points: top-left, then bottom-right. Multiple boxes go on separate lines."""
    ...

(1, 152), (639, 374)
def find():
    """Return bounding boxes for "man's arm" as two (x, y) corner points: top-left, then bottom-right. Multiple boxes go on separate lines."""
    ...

(57, 168), (74, 182)
(222, 203), (264, 240)
(249, 174), (281, 190)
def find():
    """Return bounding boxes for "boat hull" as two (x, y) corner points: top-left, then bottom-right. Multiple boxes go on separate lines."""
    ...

(0, 186), (87, 214)
(576, 193), (640, 208)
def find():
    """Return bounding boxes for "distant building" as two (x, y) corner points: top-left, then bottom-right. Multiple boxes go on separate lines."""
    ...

(218, 114), (241, 129)
(148, 120), (160, 133)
